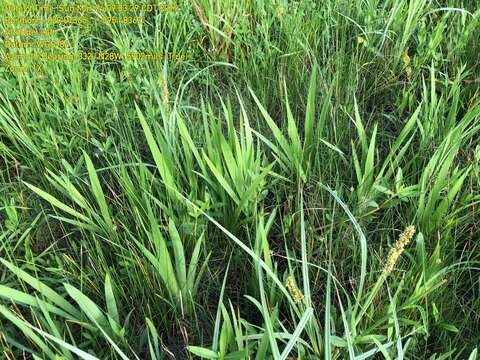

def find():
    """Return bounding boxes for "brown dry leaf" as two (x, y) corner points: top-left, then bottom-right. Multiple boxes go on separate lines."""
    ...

(193, 0), (208, 30)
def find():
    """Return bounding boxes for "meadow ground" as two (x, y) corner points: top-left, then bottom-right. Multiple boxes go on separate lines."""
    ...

(0, 0), (480, 359)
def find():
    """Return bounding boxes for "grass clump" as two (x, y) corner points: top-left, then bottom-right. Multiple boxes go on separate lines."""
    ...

(1, 0), (480, 359)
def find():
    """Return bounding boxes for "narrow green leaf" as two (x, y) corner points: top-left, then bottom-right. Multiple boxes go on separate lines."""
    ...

(304, 65), (318, 153)
(0, 258), (80, 318)
(83, 151), (113, 230)
(104, 273), (120, 325)
(279, 307), (314, 360)
(188, 346), (219, 359)
(136, 103), (178, 199)
(169, 219), (187, 290)
(0, 285), (73, 319)
(24, 182), (90, 223)
(0, 304), (56, 359)
(64, 284), (112, 337)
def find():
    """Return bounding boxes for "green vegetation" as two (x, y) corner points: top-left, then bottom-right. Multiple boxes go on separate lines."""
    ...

(1, 0), (479, 358)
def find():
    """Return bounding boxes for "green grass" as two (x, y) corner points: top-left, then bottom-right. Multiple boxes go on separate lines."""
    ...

(1, 0), (480, 359)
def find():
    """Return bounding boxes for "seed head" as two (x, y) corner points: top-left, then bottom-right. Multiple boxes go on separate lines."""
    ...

(286, 275), (304, 304)
(384, 225), (416, 274)
(158, 74), (170, 116)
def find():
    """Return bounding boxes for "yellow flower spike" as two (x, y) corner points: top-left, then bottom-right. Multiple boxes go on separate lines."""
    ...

(384, 225), (416, 274)
(402, 49), (413, 79)
(158, 74), (170, 116)
(357, 36), (368, 47)
(286, 275), (304, 305)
